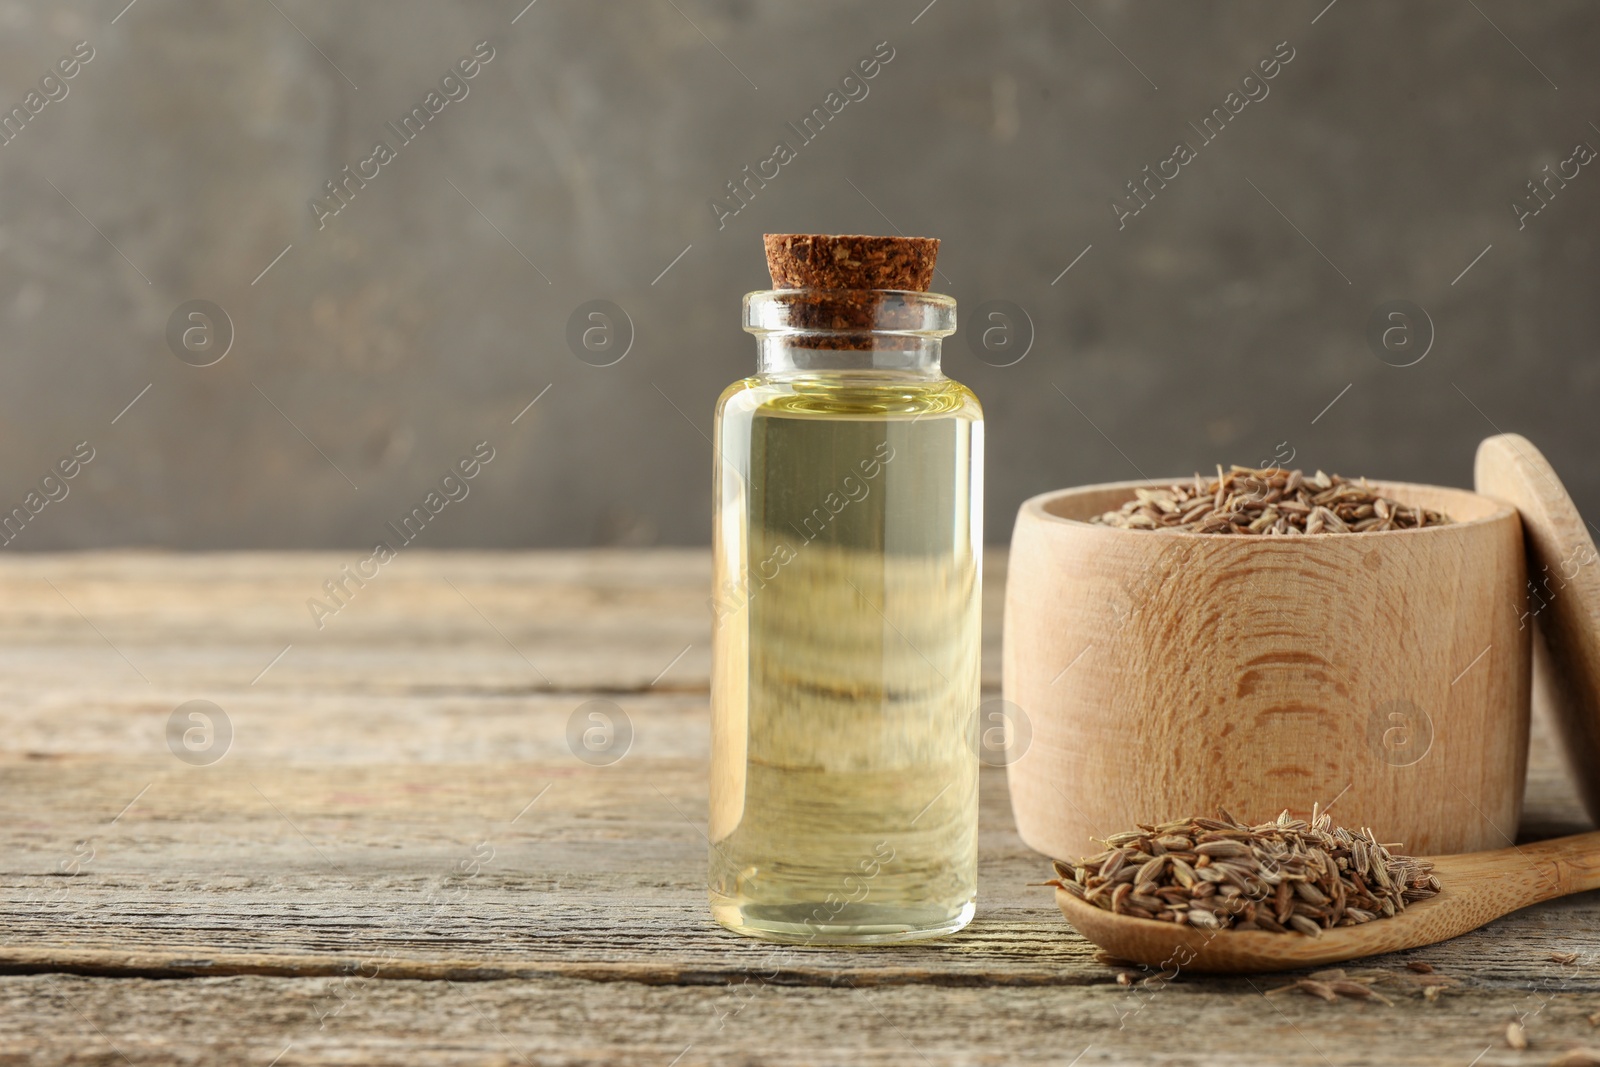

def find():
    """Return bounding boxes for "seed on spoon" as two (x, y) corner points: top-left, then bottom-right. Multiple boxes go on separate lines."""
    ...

(1045, 807), (1439, 934)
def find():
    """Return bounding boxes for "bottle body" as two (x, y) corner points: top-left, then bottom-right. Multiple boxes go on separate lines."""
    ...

(709, 291), (982, 944)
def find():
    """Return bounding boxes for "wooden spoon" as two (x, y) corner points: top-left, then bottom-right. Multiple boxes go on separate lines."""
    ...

(1056, 829), (1600, 973)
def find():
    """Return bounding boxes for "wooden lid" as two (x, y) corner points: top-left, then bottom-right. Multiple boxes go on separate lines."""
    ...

(1475, 433), (1600, 825)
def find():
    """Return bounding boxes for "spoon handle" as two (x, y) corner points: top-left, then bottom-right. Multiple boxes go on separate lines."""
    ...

(1452, 829), (1600, 911)
(1520, 829), (1600, 897)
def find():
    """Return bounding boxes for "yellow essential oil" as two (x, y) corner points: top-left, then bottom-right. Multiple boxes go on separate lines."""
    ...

(709, 289), (982, 944)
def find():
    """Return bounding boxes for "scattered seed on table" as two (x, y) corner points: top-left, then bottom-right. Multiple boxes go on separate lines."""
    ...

(1294, 979), (1340, 1003)
(1550, 1050), (1600, 1067)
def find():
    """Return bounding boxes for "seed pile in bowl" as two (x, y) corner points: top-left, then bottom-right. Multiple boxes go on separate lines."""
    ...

(1047, 807), (1440, 935)
(1089, 465), (1452, 534)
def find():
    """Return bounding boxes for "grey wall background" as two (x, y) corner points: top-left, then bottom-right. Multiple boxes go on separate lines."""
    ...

(0, 0), (1595, 549)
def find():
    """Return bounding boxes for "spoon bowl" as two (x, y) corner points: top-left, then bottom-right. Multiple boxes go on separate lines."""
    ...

(1056, 830), (1600, 973)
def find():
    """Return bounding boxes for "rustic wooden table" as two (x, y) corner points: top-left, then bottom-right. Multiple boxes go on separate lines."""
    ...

(2, 550), (1597, 1066)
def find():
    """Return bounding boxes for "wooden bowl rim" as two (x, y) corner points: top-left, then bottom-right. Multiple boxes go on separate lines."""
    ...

(1020, 477), (1518, 540)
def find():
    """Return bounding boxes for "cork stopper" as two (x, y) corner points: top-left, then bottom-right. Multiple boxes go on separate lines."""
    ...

(760, 234), (941, 349)
(763, 234), (939, 292)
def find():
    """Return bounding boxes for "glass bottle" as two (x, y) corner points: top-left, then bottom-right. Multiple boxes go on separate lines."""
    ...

(708, 288), (983, 943)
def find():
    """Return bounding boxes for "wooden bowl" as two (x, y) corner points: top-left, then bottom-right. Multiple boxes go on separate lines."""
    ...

(1003, 479), (1529, 860)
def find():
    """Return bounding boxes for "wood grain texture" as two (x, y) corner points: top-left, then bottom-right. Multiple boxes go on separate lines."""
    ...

(1477, 433), (1600, 826)
(0, 549), (1597, 1067)
(1004, 480), (1530, 859)
(13, 971), (1600, 1067)
(0, 550), (1005, 694)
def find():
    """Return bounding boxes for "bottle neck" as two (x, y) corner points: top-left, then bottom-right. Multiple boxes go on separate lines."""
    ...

(744, 289), (956, 381)
(755, 337), (944, 378)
